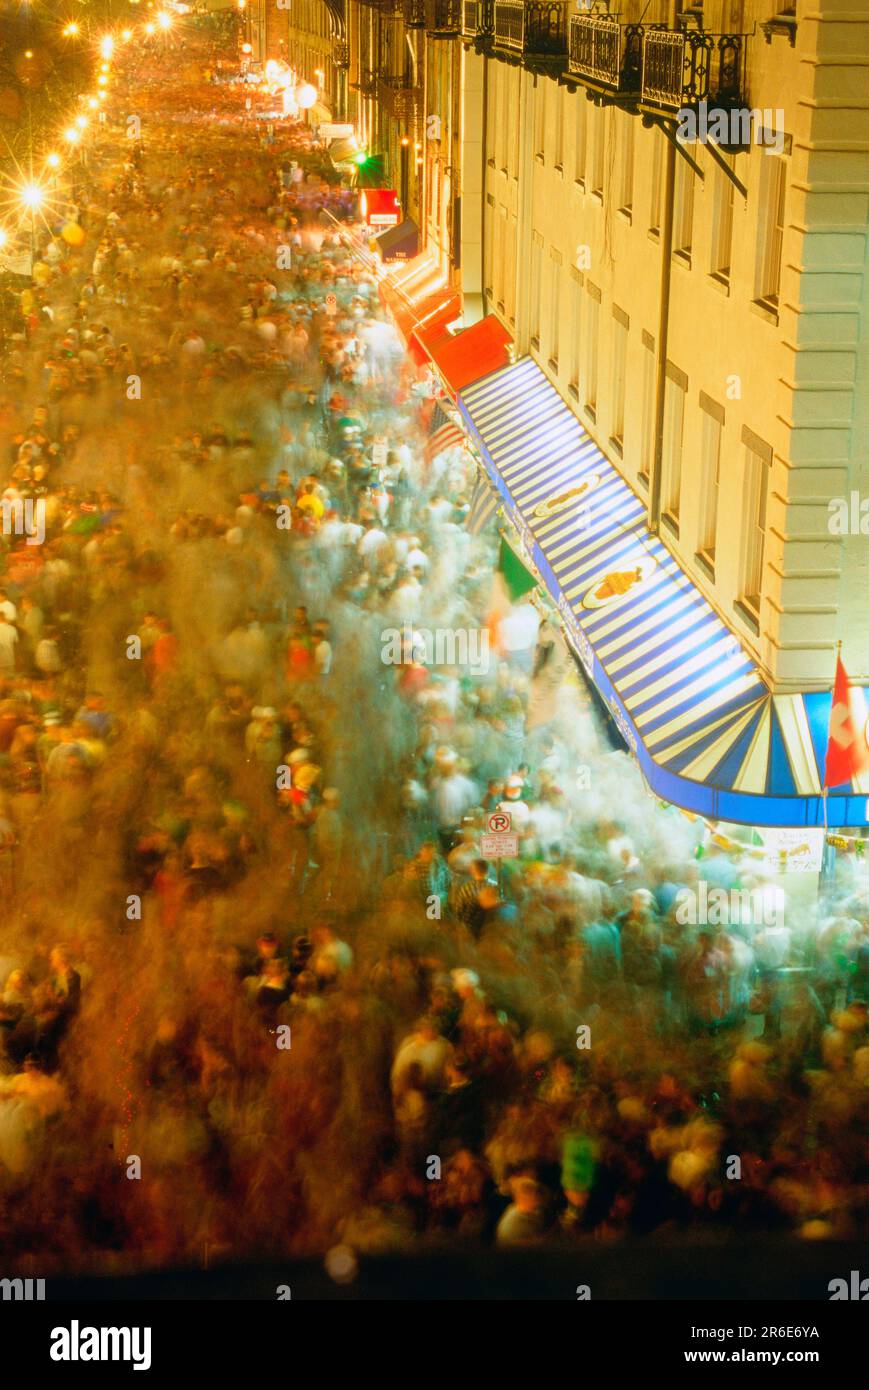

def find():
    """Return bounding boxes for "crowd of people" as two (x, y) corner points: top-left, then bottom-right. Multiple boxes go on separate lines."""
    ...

(0, 28), (866, 1271)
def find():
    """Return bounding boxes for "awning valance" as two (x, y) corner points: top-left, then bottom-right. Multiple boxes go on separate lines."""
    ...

(458, 356), (866, 828)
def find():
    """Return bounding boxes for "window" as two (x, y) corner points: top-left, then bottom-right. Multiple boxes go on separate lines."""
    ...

(574, 97), (588, 186)
(661, 366), (687, 525)
(535, 79), (545, 160)
(506, 214), (517, 324)
(755, 155), (786, 309)
(568, 269), (583, 398)
(495, 66), (507, 173)
(711, 162), (734, 281)
(487, 63), (498, 167)
(610, 309), (628, 452)
(494, 204), (506, 312)
(740, 432), (772, 617)
(554, 84), (564, 170)
(548, 248), (562, 371)
(531, 233), (544, 349)
(485, 192), (495, 300)
(591, 106), (606, 198)
(619, 112), (634, 216)
(507, 70), (518, 178)
(697, 398), (723, 564)
(584, 284), (600, 417)
(649, 133), (662, 235)
(673, 157), (694, 261)
(639, 332), (655, 485)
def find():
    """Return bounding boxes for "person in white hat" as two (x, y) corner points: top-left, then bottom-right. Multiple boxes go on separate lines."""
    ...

(496, 774), (531, 834)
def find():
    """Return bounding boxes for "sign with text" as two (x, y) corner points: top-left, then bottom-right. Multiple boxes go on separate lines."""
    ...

(481, 833), (519, 858)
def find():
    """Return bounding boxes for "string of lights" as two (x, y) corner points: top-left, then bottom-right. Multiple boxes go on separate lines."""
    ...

(0, 7), (181, 258)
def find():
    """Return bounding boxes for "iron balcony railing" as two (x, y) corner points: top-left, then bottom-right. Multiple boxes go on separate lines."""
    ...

(333, 41), (350, 68)
(426, 0), (462, 34)
(462, 0), (494, 39)
(355, 68), (378, 96)
(642, 28), (747, 109)
(568, 14), (643, 92)
(493, 0), (570, 57)
(404, 0), (426, 25)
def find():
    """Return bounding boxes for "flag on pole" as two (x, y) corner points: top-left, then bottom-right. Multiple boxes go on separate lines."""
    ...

(466, 470), (498, 535)
(824, 653), (869, 787)
(423, 400), (463, 467)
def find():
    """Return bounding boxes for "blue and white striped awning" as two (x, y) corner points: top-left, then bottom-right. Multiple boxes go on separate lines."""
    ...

(458, 356), (868, 828)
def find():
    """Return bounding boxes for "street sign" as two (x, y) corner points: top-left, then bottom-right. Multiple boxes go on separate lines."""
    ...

(487, 812), (511, 833)
(324, 293), (337, 316)
(481, 833), (519, 858)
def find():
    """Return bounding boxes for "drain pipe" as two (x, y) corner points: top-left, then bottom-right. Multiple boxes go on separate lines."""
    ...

(648, 1), (679, 535)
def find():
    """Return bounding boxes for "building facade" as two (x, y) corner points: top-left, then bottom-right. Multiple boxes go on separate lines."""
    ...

(257, 0), (869, 829)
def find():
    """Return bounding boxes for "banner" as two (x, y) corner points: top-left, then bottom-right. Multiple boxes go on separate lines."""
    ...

(0, 247), (32, 277)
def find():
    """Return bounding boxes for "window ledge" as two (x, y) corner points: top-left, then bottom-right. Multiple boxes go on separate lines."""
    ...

(553, 164), (564, 180)
(734, 599), (760, 636)
(695, 550), (716, 582)
(548, 358), (559, 375)
(648, 228), (661, 243)
(590, 189), (603, 205)
(637, 471), (650, 491)
(568, 382), (580, 402)
(673, 249), (692, 270)
(584, 404), (597, 424)
(609, 436), (624, 458)
(534, 152), (544, 165)
(617, 207), (633, 225)
(574, 178), (586, 194)
(708, 271), (731, 297)
(531, 335), (541, 352)
(661, 511), (680, 539)
(751, 297), (779, 326)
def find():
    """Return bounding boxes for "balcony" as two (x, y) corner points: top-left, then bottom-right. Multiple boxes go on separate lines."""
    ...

(354, 68), (378, 96)
(568, 15), (643, 95)
(426, 0), (461, 35)
(333, 42), (350, 68)
(404, 0), (426, 24)
(642, 28), (747, 112)
(462, 0), (494, 41)
(492, 0), (570, 64)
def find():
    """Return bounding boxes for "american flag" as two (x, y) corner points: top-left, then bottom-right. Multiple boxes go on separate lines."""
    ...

(423, 401), (464, 467)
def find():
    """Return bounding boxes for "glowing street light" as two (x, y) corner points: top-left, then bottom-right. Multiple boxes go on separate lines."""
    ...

(98, 74), (108, 86)
(0, 227), (9, 249)
(144, 22), (155, 34)
(46, 152), (61, 169)
(88, 97), (99, 109)
(157, 11), (172, 28)
(63, 22), (80, 37)
(75, 114), (88, 129)
(20, 183), (44, 211)
(63, 126), (80, 144)
(122, 29), (133, 41)
(100, 35), (115, 60)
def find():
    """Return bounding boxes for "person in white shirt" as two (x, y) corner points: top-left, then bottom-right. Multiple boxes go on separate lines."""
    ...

(0, 591), (17, 623)
(0, 614), (18, 674)
(357, 520), (388, 567)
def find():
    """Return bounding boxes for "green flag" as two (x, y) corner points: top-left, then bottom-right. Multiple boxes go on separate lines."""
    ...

(498, 536), (536, 602)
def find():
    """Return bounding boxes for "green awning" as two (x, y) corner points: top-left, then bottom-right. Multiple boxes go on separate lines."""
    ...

(498, 535), (537, 602)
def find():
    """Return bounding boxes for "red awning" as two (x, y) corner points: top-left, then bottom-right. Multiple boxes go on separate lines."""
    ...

(378, 253), (456, 347)
(407, 290), (462, 365)
(416, 313), (513, 398)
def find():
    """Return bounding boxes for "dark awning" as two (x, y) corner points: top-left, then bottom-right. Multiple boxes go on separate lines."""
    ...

(372, 218), (419, 263)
